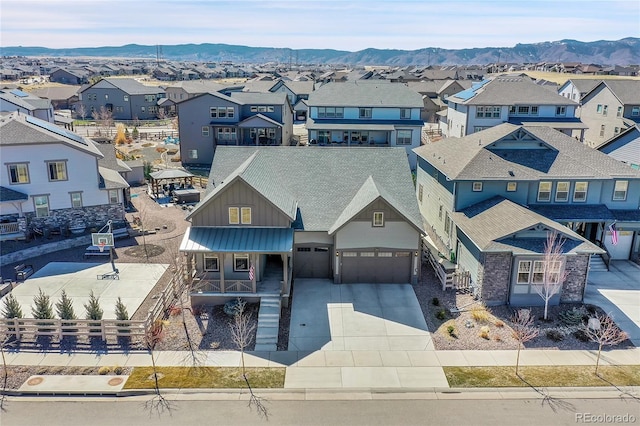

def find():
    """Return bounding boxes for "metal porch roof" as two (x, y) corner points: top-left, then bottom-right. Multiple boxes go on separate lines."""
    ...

(180, 227), (294, 253)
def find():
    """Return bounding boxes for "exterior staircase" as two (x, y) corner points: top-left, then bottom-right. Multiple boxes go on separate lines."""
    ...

(589, 254), (608, 272)
(254, 296), (281, 351)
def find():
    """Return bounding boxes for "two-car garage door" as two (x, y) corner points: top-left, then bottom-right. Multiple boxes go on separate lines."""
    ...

(341, 250), (412, 283)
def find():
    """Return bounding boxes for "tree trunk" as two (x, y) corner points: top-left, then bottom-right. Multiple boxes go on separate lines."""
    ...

(595, 344), (603, 375)
(515, 344), (522, 376)
(543, 301), (549, 321)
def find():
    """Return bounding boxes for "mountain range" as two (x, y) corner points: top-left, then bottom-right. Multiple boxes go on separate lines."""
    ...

(2, 38), (638, 66)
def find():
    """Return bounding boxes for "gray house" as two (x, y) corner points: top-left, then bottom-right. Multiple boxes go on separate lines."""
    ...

(177, 91), (293, 167)
(76, 78), (166, 120)
(179, 147), (423, 306)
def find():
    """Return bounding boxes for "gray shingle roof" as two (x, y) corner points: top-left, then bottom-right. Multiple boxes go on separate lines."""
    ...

(453, 197), (602, 254)
(414, 123), (640, 181)
(0, 186), (28, 202)
(194, 146), (421, 232)
(449, 76), (577, 106)
(593, 80), (640, 105)
(307, 81), (424, 108)
(94, 142), (132, 172)
(98, 166), (129, 189)
(230, 92), (288, 105)
(100, 78), (162, 95)
(0, 112), (103, 158)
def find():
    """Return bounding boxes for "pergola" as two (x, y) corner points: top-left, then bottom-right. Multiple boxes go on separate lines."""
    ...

(149, 168), (196, 199)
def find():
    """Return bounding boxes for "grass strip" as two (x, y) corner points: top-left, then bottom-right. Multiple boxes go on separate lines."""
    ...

(123, 367), (285, 389)
(444, 365), (640, 388)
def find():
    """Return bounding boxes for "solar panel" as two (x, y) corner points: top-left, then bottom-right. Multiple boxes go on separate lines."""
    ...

(10, 89), (29, 98)
(24, 115), (87, 145)
(455, 89), (476, 101)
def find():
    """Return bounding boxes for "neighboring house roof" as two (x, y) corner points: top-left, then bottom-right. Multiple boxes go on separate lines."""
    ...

(84, 78), (161, 95)
(195, 146), (421, 232)
(149, 168), (195, 180)
(163, 80), (227, 94)
(448, 76), (578, 106)
(0, 112), (103, 158)
(237, 113), (283, 128)
(0, 90), (37, 111)
(453, 197), (603, 255)
(582, 80), (640, 106)
(98, 166), (129, 189)
(229, 91), (289, 105)
(0, 186), (28, 202)
(596, 124), (640, 167)
(274, 80), (315, 96)
(94, 142), (132, 172)
(558, 79), (602, 96)
(307, 81), (424, 108)
(414, 123), (640, 181)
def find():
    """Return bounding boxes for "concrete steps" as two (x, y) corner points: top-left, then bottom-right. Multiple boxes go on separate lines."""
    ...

(589, 254), (608, 272)
(254, 296), (281, 351)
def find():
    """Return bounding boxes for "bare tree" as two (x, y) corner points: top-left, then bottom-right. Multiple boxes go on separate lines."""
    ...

(92, 106), (114, 137)
(230, 298), (267, 420)
(532, 231), (568, 320)
(583, 313), (628, 375)
(76, 103), (87, 121)
(143, 318), (174, 416)
(511, 308), (539, 376)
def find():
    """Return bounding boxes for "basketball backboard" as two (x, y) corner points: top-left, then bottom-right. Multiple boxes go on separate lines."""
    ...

(91, 232), (114, 247)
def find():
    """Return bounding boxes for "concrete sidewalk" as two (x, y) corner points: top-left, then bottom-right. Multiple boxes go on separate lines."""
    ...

(7, 347), (639, 393)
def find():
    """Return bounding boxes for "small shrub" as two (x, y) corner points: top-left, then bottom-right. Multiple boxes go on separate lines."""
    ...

(494, 319), (505, 328)
(168, 305), (182, 316)
(493, 335), (502, 342)
(98, 366), (111, 375)
(113, 366), (124, 375)
(479, 325), (490, 340)
(155, 147), (167, 153)
(431, 297), (440, 306)
(2, 293), (24, 319)
(546, 329), (564, 342)
(573, 329), (591, 342)
(224, 298), (245, 317)
(559, 306), (588, 326)
(114, 297), (130, 334)
(447, 325), (458, 338)
(436, 309), (446, 321)
(471, 305), (491, 323)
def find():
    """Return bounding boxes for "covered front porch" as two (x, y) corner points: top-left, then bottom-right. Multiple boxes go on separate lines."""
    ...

(0, 186), (28, 241)
(180, 227), (294, 304)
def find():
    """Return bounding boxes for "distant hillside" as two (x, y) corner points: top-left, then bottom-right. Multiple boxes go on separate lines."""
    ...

(2, 38), (638, 65)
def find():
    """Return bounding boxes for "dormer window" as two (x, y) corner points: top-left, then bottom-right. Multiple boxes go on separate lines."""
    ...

(373, 211), (384, 227)
(472, 182), (483, 192)
(537, 181), (552, 202)
(613, 180), (628, 201)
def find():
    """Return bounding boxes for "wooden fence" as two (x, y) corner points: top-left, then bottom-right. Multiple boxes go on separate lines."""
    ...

(0, 262), (189, 342)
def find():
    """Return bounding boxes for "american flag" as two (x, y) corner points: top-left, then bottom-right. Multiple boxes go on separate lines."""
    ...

(249, 264), (255, 281)
(609, 223), (619, 245)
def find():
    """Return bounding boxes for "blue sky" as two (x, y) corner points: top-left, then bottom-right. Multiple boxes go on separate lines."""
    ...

(1, 0), (638, 51)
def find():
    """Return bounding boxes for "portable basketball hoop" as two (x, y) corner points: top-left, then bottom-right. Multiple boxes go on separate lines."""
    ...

(98, 241), (106, 253)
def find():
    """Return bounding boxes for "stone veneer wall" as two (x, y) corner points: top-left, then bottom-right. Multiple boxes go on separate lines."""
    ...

(478, 252), (512, 306)
(22, 204), (125, 231)
(560, 254), (589, 303)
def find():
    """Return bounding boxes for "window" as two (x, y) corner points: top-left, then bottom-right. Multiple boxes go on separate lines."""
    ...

(33, 195), (49, 217)
(70, 192), (82, 208)
(518, 106), (530, 115)
(359, 108), (372, 119)
(472, 182), (483, 192)
(257, 106), (267, 113)
(8, 163), (29, 184)
(360, 252), (375, 257)
(600, 125), (605, 137)
(507, 182), (517, 192)
(123, 95), (129, 102)
(517, 260), (531, 284)
(188, 149), (198, 159)
(141, 106), (146, 113)
(613, 180), (628, 201)
(556, 106), (566, 116)
(373, 211), (384, 227)
(233, 254), (249, 271)
(614, 127), (620, 134)
(342, 252), (357, 257)
(602, 105), (608, 116)
(115, 106), (123, 113)
(217, 127), (236, 140)
(537, 181), (552, 202)
(476, 106), (500, 118)
(228, 207), (239, 224)
(144, 95), (156, 103)
(241, 207), (251, 224)
(616, 106), (623, 117)
(596, 104), (603, 114)
(104, 94), (109, 100)
(532, 261), (545, 284)
(210, 107), (230, 118)
(317, 107), (344, 118)
(250, 106), (257, 112)
(400, 108), (411, 119)
(297, 247), (311, 252)
(148, 106), (158, 114)
(47, 161), (67, 181)
(108, 189), (119, 204)
(555, 181), (569, 202)
(573, 182), (588, 202)
(530, 106), (539, 116)
(418, 184), (423, 202)
(438, 205), (443, 220)
(632, 106), (639, 116)
(201, 126), (209, 137)
(396, 130), (412, 145)
(444, 212), (451, 234)
(204, 254), (219, 271)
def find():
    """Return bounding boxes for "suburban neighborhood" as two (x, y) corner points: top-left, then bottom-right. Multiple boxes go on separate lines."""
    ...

(0, 33), (639, 424)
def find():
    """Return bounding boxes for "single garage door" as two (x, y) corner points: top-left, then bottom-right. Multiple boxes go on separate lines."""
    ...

(341, 251), (412, 283)
(294, 245), (332, 278)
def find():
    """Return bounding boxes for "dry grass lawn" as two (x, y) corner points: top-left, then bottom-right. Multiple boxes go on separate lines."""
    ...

(444, 365), (640, 388)
(123, 366), (285, 389)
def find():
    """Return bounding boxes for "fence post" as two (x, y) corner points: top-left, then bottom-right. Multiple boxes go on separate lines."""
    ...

(101, 320), (107, 341)
(14, 318), (21, 340)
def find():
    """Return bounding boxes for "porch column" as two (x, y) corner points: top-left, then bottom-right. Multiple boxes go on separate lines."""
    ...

(185, 253), (193, 278)
(220, 253), (225, 293)
(251, 253), (256, 292)
(281, 253), (288, 295)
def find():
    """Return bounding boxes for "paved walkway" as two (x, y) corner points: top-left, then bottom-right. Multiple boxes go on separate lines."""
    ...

(585, 260), (640, 346)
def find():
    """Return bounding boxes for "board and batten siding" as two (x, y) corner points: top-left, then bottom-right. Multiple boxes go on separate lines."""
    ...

(335, 221), (419, 250)
(416, 163), (456, 248)
(191, 180), (291, 227)
(294, 231), (333, 245)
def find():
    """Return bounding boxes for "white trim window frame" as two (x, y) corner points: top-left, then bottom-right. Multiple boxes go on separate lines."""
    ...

(33, 194), (50, 218)
(70, 191), (83, 208)
(373, 211), (384, 227)
(573, 181), (588, 202)
(396, 129), (412, 145)
(108, 189), (119, 204)
(613, 180), (628, 201)
(233, 254), (249, 271)
(47, 160), (68, 182)
(7, 162), (29, 184)
(472, 182), (483, 192)
(204, 254), (219, 271)
(359, 108), (372, 119)
(228, 207), (240, 224)
(537, 181), (552, 202)
(555, 181), (569, 202)
(241, 207), (252, 224)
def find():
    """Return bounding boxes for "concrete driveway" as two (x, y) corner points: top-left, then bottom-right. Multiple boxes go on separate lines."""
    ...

(584, 260), (640, 346)
(288, 279), (433, 352)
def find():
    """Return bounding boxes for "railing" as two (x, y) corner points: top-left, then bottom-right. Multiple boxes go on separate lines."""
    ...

(191, 278), (254, 293)
(0, 222), (20, 234)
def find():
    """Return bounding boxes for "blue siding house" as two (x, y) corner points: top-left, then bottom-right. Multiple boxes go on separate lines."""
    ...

(414, 123), (640, 306)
